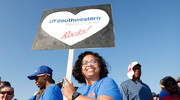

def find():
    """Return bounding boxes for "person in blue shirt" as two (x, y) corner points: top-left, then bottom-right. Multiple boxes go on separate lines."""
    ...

(159, 77), (169, 100)
(119, 61), (153, 100)
(28, 65), (63, 100)
(160, 76), (180, 100)
(62, 51), (122, 100)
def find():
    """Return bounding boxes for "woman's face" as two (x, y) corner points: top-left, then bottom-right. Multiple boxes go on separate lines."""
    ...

(81, 54), (100, 80)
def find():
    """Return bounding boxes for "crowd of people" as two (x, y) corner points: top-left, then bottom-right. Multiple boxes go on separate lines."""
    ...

(1, 51), (180, 100)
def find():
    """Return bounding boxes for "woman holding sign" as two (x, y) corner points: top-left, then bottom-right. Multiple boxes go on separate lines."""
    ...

(62, 51), (122, 100)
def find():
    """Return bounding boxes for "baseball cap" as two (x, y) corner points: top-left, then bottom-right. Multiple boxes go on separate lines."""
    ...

(127, 61), (140, 79)
(27, 65), (53, 80)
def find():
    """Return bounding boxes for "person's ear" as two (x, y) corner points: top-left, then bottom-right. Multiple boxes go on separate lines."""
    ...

(160, 84), (165, 88)
(43, 74), (48, 79)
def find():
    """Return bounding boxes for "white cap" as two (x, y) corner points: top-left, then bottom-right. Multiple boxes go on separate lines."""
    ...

(127, 61), (139, 79)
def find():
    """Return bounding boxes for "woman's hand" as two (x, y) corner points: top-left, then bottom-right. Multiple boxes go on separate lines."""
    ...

(62, 77), (76, 100)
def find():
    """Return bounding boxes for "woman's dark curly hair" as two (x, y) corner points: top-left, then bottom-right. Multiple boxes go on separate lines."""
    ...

(72, 51), (109, 83)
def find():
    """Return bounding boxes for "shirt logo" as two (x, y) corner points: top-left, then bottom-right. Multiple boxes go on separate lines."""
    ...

(88, 91), (95, 97)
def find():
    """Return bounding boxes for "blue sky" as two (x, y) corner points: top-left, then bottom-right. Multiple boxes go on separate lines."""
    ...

(0, 0), (180, 99)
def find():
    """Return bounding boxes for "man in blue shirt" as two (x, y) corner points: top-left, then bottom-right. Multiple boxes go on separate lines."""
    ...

(119, 61), (153, 100)
(28, 65), (63, 100)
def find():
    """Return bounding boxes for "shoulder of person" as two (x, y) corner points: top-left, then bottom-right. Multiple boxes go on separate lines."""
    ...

(45, 84), (62, 94)
(47, 84), (59, 90)
(120, 79), (138, 88)
(121, 79), (132, 85)
(98, 77), (120, 87)
(141, 82), (150, 87)
(49, 84), (56, 87)
(99, 77), (115, 83)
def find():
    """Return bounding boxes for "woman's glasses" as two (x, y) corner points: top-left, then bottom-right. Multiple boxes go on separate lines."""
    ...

(82, 59), (98, 67)
(0, 91), (13, 95)
(164, 80), (177, 88)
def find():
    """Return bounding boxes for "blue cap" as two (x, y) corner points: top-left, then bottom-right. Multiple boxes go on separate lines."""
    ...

(27, 65), (53, 80)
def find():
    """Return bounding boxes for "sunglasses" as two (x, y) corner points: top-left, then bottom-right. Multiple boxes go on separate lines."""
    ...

(0, 91), (13, 95)
(164, 80), (177, 88)
(35, 76), (40, 81)
(35, 74), (50, 81)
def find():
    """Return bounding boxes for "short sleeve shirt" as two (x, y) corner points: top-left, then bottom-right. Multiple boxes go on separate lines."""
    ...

(77, 77), (122, 100)
(39, 84), (63, 100)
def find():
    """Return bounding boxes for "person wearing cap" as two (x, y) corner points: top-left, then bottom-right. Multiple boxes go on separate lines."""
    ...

(27, 65), (63, 100)
(175, 77), (180, 88)
(160, 76), (180, 100)
(119, 61), (153, 100)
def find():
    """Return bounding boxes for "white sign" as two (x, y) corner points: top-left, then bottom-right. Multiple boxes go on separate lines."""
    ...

(41, 9), (109, 46)
(32, 4), (114, 50)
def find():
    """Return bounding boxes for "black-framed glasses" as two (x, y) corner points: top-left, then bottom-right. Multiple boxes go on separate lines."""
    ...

(82, 59), (98, 67)
(164, 80), (177, 88)
(0, 91), (13, 95)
